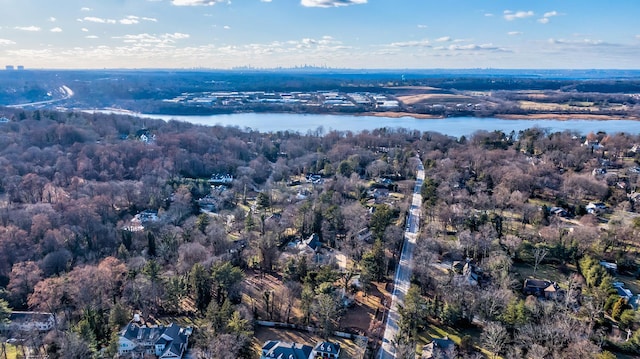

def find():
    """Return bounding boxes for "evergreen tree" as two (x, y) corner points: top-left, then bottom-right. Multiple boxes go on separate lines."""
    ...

(147, 232), (156, 257)
(190, 263), (212, 312)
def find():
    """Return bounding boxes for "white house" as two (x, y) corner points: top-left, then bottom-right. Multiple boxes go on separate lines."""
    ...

(1, 312), (55, 333)
(118, 322), (192, 359)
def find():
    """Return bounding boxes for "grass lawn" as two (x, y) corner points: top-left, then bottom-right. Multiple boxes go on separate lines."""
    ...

(3, 344), (18, 359)
(416, 320), (499, 359)
(512, 262), (576, 287)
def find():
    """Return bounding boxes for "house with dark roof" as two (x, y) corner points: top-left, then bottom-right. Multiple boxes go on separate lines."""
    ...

(523, 279), (562, 299)
(298, 233), (322, 252)
(422, 337), (456, 359)
(311, 341), (340, 359)
(260, 340), (313, 359)
(118, 322), (192, 358)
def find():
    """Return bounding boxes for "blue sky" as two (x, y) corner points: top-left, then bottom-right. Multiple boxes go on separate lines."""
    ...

(0, 0), (638, 69)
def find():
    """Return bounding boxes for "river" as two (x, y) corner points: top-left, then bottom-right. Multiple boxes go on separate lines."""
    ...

(125, 112), (640, 137)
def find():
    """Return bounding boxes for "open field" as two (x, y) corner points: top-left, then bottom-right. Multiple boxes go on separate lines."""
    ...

(397, 93), (475, 105)
(497, 113), (640, 120)
(512, 262), (576, 286)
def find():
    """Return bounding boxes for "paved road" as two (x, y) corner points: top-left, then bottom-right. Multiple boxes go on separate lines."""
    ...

(7, 85), (74, 108)
(379, 156), (425, 359)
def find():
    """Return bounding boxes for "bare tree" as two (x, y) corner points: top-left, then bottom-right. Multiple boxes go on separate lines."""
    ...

(482, 322), (508, 359)
(532, 246), (549, 276)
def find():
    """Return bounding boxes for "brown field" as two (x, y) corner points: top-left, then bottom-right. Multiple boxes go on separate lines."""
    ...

(518, 101), (574, 111)
(397, 93), (474, 105)
(386, 86), (442, 91)
(498, 113), (640, 120)
(363, 111), (442, 119)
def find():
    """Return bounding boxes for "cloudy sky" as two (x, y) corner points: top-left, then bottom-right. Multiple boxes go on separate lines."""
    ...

(0, 0), (638, 69)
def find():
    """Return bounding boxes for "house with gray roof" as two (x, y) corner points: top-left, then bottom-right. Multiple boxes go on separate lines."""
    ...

(118, 322), (192, 359)
(0, 311), (55, 333)
(311, 341), (340, 359)
(260, 340), (313, 359)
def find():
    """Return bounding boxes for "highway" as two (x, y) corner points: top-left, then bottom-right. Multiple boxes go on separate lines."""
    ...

(379, 156), (425, 359)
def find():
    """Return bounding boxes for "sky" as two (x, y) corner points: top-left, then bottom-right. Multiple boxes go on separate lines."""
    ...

(0, 0), (638, 69)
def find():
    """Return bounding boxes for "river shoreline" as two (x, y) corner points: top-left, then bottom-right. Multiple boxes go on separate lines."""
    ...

(364, 111), (640, 121)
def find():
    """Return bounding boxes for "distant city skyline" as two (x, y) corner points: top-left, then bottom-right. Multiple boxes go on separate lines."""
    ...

(0, 0), (638, 69)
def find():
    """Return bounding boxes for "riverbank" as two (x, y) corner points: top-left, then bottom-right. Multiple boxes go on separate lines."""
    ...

(497, 113), (640, 121)
(364, 111), (640, 121)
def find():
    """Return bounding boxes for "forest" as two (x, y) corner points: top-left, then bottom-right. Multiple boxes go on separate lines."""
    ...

(0, 106), (640, 358)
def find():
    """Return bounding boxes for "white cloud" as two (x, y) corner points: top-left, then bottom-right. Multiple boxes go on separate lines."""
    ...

(81, 28), (89, 32)
(547, 38), (615, 47)
(113, 32), (190, 46)
(223, 25), (231, 30)
(82, 17), (117, 24)
(0, 39), (16, 46)
(446, 43), (504, 51)
(15, 26), (41, 32)
(49, 17), (57, 22)
(81, 7), (91, 11)
(142, 17), (158, 22)
(50, 27), (63, 33)
(261, 0), (273, 2)
(503, 10), (534, 21)
(435, 36), (451, 42)
(417, 24), (428, 29)
(538, 10), (559, 24)
(171, 0), (226, 6)
(389, 39), (430, 48)
(508, 31), (522, 36)
(636, 35), (640, 40)
(484, 13), (494, 17)
(85, 35), (99, 39)
(120, 16), (140, 25)
(301, 0), (367, 8)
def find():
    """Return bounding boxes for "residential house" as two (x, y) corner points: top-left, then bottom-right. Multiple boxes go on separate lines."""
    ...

(586, 202), (607, 215)
(549, 206), (569, 217)
(356, 228), (373, 243)
(452, 260), (480, 286)
(124, 210), (160, 232)
(422, 337), (456, 359)
(260, 341), (312, 359)
(0, 117), (9, 123)
(613, 282), (633, 302)
(0, 312), (55, 333)
(600, 261), (618, 274)
(209, 173), (234, 185)
(118, 322), (192, 359)
(311, 341), (340, 359)
(305, 174), (323, 185)
(523, 279), (562, 299)
(299, 233), (322, 252)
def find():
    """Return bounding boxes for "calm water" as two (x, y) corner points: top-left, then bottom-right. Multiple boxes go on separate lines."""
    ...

(132, 112), (640, 137)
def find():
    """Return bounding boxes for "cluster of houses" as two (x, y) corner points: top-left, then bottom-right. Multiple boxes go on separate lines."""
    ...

(162, 90), (401, 111)
(260, 340), (340, 359)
